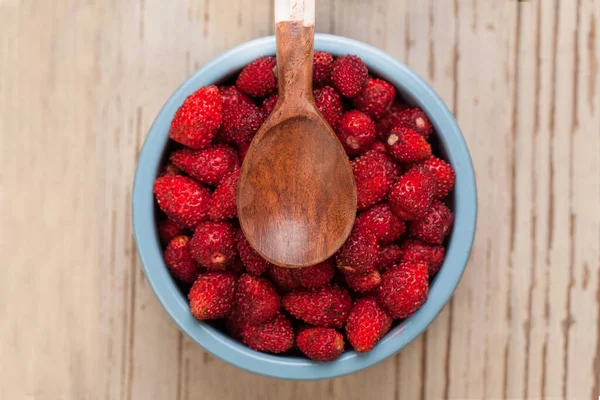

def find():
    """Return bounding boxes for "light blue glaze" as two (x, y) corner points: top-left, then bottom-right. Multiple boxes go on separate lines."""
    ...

(132, 34), (477, 380)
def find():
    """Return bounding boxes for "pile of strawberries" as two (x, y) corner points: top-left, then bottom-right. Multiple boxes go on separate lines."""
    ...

(153, 52), (455, 362)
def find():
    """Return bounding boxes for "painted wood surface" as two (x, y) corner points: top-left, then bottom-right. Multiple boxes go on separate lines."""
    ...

(0, 0), (598, 399)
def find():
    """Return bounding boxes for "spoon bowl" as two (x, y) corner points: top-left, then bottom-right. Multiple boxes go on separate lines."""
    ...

(237, 13), (356, 268)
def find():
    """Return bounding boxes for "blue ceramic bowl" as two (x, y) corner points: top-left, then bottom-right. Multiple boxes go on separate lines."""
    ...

(132, 34), (477, 380)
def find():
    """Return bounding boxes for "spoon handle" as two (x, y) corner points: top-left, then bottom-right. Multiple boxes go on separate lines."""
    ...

(274, 0), (315, 103)
(275, 0), (315, 25)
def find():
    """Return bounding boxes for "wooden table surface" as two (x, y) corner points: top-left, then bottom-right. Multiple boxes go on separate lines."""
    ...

(1, 0), (599, 399)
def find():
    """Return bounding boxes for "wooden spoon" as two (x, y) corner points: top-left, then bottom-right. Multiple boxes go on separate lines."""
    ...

(237, 0), (357, 268)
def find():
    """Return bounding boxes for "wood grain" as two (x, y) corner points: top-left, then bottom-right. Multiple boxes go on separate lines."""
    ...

(0, 0), (598, 399)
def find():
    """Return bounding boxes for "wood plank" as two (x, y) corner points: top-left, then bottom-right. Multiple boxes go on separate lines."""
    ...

(565, 0), (600, 398)
(0, 1), (104, 398)
(446, 1), (518, 398)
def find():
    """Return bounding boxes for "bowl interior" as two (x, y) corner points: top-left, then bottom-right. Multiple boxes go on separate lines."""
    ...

(133, 34), (477, 380)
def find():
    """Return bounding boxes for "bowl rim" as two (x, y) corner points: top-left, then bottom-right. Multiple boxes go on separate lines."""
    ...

(132, 33), (477, 380)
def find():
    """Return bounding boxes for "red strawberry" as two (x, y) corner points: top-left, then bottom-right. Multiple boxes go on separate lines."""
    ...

(293, 259), (335, 289)
(400, 239), (445, 277)
(164, 236), (202, 283)
(229, 256), (246, 276)
(376, 244), (403, 272)
(313, 51), (334, 84)
(395, 108), (433, 138)
(314, 85), (343, 127)
(237, 141), (250, 163)
(386, 126), (432, 163)
(260, 93), (279, 116)
(331, 55), (368, 98)
(377, 262), (429, 319)
(376, 101), (410, 140)
(153, 175), (211, 229)
(282, 284), (352, 328)
(345, 269), (382, 293)
(355, 203), (406, 245)
(241, 312), (294, 353)
(188, 272), (237, 320)
(268, 265), (301, 293)
(345, 296), (392, 352)
(235, 274), (280, 324)
(369, 140), (387, 153)
(224, 308), (250, 341)
(237, 231), (272, 276)
(169, 85), (222, 149)
(169, 144), (239, 186)
(336, 110), (376, 157)
(219, 86), (266, 147)
(160, 163), (182, 176)
(420, 156), (456, 199)
(352, 150), (399, 210)
(335, 225), (379, 275)
(388, 165), (438, 220)
(352, 78), (396, 120)
(296, 327), (345, 361)
(208, 168), (240, 221)
(409, 201), (454, 244)
(189, 221), (237, 270)
(236, 56), (277, 98)
(158, 218), (185, 244)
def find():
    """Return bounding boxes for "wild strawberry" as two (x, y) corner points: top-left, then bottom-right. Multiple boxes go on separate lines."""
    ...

(335, 225), (379, 275)
(293, 259), (335, 289)
(153, 175), (211, 229)
(400, 239), (445, 277)
(420, 156), (455, 199)
(188, 272), (237, 320)
(236, 233), (270, 276)
(224, 308), (250, 341)
(410, 201), (454, 244)
(355, 203), (406, 245)
(369, 140), (387, 153)
(189, 221), (237, 270)
(352, 78), (396, 120)
(376, 244), (403, 272)
(158, 218), (185, 244)
(314, 85), (343, 127)
(169, 85), (222, 149)
(237, 141), (250, 163)
(236, 56), (277, 98)
(352, 150), (399, 210)
(377, 262), (429, 319)
(345, 269), (382, 293)
(160, 163), (182, 176)
(208, 168), (240, 221)
(260, 93), (279, 116)
(241, 312), (294, 353)
(164, 236), (202, 283)
(219, 86), (266, 147)
(331, 55), (368, 98)
(395, 108), (433, 138)
(336, 110), (376, 157)
(296, 327), (345, 361)
(268, 265), (301, 293)
(282, 284), (352, 328)
(170, 144), (239, 186)
(376, 101), (410, 140)
(235, 274), (280, 324)
(345, 296), (392, 352)
(386, 126), (432, 163)
(229, 256), (245, 276)
(388, 165), (437, 220)
(313, 51), (334, 84)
